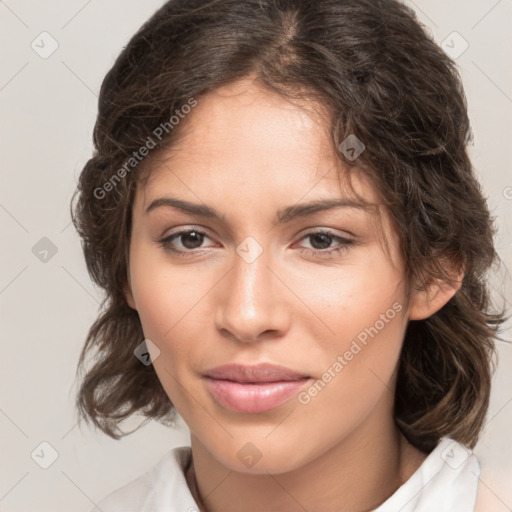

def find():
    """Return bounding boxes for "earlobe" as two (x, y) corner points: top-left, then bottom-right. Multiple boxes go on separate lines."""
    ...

(123, 278), (137, 310)
(408, 271), (463, 321)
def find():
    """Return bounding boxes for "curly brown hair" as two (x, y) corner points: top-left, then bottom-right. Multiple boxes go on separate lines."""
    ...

(71, 0), (507, 452)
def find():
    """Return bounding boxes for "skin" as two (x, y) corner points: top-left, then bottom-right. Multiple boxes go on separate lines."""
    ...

(124, 77), (462, 512)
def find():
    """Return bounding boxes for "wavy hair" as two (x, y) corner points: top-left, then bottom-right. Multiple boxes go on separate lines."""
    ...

(71, 0), (507, 451)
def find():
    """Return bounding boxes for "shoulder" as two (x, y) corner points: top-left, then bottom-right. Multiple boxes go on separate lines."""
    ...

(374, 437), (481, 512)
(89, 446), (198, 512)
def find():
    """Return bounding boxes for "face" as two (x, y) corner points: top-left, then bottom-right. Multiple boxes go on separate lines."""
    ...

(125, 78), (435, 474)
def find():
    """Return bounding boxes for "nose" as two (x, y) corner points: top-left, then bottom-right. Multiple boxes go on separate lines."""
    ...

(214, 245), (290, 343)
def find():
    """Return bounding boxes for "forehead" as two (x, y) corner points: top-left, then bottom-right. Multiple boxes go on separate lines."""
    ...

(130, 78), (402, 265)
(131, 79), (402, 261)
(137, 78), (380, 208)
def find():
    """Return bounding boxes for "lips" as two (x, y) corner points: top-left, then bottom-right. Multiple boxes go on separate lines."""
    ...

(204, 363), (308, 383)
(203, 363), (311, 413)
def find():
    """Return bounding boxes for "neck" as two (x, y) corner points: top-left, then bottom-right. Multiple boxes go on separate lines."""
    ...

(186, 398), (426, 512)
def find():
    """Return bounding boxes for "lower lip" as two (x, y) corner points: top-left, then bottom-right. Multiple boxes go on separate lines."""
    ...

(205, 377), (310, 413)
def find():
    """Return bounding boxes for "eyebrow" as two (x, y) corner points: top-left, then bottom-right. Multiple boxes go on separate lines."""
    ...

(145, 197), (372, 224)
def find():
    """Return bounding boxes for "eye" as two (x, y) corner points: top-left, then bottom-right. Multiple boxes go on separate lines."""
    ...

(159, 228), (214, 257)
(295, 230), (354, 258)
(158, 228), (354, 259)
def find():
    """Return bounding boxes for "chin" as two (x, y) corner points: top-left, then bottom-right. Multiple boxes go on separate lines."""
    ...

(202, 435), (315, 475)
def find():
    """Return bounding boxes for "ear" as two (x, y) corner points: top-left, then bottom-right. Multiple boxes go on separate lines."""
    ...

(124, 274), (137, 310)
(408, 269), (464, 321)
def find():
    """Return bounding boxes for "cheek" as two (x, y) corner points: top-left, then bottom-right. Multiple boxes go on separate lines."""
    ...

(129, 243), (201, 337)
(128, 247), (220, 387)
(294, 308), (405, 448)
(300, 246), (406, 342)
(297, 247), (407, 406)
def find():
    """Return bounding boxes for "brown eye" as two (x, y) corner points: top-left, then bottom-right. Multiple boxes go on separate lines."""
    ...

(297, 230), (354, 258)
(159, 229), (213, 256)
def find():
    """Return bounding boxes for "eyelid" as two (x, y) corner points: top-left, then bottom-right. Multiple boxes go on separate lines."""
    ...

(296, 226), (356, 240)
(160, 225), (355, 244)
(161, 225), (215, 239)
(158, 225), (357, 259)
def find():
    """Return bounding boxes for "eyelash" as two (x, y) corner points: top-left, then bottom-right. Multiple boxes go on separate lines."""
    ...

(158, 228), (354, 259)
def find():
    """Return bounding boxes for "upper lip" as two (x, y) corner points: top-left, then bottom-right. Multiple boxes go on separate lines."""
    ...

(203, 363), (309, 383)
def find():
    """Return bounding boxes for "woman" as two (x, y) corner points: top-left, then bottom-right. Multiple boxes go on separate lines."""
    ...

(71, 0), (506, 510)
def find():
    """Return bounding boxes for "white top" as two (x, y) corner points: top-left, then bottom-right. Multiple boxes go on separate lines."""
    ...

(91, 437), (480, 512)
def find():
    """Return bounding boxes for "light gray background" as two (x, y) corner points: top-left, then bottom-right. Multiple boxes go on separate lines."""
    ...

(1, 1), (511, 511)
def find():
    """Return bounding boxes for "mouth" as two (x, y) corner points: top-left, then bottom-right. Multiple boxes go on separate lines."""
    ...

(203, 363), (311, 413)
